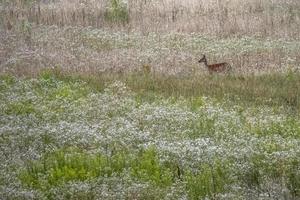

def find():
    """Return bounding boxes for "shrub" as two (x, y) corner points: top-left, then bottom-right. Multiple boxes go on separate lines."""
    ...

(131, 148), (173, 187)
(19, 147), (175, 191)
(104, 0), (129, 24)
(241, 155), (300, 197)
(19, 148), (128, 189)
(5, 100), (35, 115)
(287, 160), (300, 198)
(185, 161), (231, 199)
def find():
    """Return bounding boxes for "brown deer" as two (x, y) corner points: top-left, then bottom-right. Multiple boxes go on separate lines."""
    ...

(198, 55), (231, 74)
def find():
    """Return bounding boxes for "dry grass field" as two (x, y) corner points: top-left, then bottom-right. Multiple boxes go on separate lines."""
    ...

(0, 0), (300, 75)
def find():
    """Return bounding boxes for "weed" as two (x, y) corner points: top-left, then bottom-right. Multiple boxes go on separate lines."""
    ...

(5, 100), (35, 115)
(0, 76), (299, 199)
(104, 0), (129, 24)
(131, 147), (173, 187)
(185, 160), (231, 199)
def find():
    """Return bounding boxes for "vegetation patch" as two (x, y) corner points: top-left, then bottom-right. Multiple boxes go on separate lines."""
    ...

(19, 147), (178, 191)
(0, 74), (300, 199)
(104, 0), (129, 24)
(5, 100), (35, 115)
(185, 161), (232, 200)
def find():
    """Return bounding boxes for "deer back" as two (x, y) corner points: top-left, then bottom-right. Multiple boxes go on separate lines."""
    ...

(207, 62), (231, 72)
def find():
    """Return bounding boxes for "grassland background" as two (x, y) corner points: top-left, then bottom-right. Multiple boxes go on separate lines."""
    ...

(1, 0), (299, 111)
(1, 0), (300, 199)
(1, 73), (300, 199)
(0, 0), (300, 76)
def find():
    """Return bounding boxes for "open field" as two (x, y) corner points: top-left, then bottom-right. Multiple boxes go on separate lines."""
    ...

(1, 0), (300, 199)
(1, 0), (300, 75)
(1, 0), (300, 38)
(1, 25), (300, 76)
(0, 72), (300, 199)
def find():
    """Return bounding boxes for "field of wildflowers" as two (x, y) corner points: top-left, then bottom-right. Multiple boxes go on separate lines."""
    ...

(1, 26), (300, 76)
(0, 72), (300, 199)
(1, 0), (300, 199)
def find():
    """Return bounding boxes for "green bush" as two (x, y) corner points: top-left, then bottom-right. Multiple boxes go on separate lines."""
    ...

(5, 100), (35, 115)
(185, 161), (231, 199)
(19, 147), (176, 191)
(241, 155), (300, 197)
(131, 148), (173, 187)
(104, 0), (129, 24)
(287, 160), (300, 198)
(0, 74), (15, 85)
(0, 74), (15, 92)
(19, 148), (128, 189)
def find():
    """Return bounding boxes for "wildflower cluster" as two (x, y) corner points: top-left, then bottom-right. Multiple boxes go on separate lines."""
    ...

(0, 74), (299, 199)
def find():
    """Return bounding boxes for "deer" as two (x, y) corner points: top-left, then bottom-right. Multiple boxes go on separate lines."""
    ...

(198, 55), (231, 74)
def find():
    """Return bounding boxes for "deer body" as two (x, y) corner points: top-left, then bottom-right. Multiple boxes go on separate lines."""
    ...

(198, 55), (231, 74)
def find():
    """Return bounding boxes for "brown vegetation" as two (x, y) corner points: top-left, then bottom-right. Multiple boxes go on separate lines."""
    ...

(0, 0), (300, 76)
(2, 0), (300, 37)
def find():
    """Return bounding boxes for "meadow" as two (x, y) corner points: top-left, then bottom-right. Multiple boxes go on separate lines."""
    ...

(0, 0), (300, 199)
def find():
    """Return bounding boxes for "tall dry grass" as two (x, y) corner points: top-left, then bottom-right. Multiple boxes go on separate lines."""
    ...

(0, 0), (300, 76)
(1, 25), (299, 76)
(1, 0), (300, 38)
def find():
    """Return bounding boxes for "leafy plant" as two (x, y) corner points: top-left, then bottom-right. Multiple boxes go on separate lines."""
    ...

(104, 0), (129, 24)
(185, 161), (231, 199)
(287, 160), (300, 198)
(131, 147), (173, 187)
(5, 100), (35, 115)
(19, 148), (128, 189)
(19, 147), (176, 191)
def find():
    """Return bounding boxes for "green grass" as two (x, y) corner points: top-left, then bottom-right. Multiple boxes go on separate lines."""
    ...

(47, 69), (300, 113)
(20, 147), (234, 199)
(252, 118), (300, 138)
(131, 147), (173, 187)
(104, 0), (129, 24)
(1, 71), (300, 199)
(241, 155), (300, 198)
(20, 148), (125, 189)
(185, 161), (232, 200)
(5, 100), (35, 115)
(19, 147), (176, 190)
